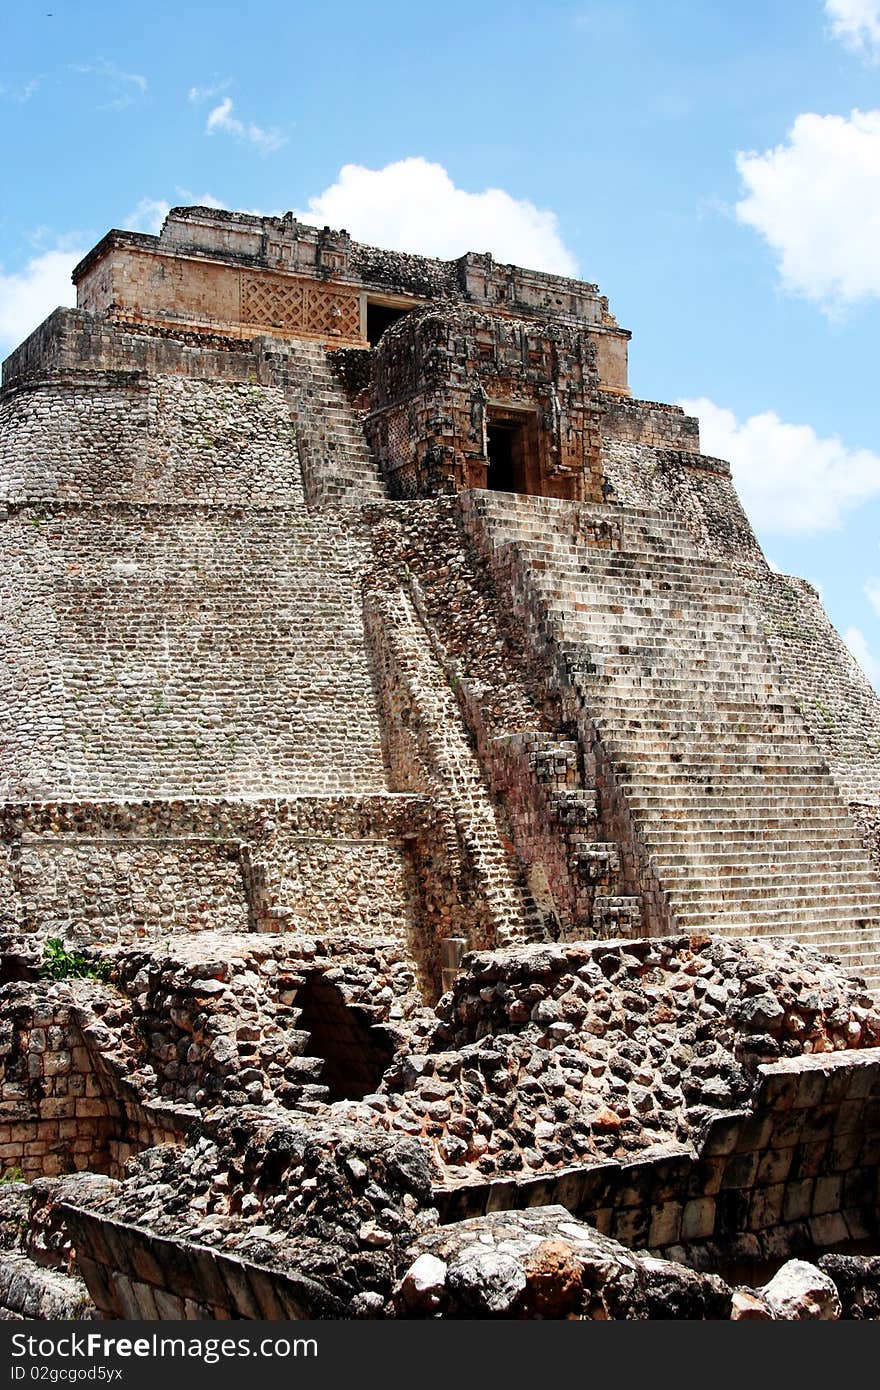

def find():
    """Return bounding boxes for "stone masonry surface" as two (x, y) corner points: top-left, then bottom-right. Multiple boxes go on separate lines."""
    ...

(1, 205), (880, 1319)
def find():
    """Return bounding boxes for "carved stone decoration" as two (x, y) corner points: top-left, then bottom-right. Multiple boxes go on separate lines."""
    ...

(241, 273), (360, 340)
(241, 273), (305, 329)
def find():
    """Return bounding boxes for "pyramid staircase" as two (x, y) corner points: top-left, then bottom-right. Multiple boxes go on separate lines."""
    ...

(467, 492), (880, 989)
(278, 339), (387, 508)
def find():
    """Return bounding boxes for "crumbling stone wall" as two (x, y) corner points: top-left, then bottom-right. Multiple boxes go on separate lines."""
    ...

(0, 981), (180, 1181)
(43, 936), (880, 1319)
(111, 932), (424, 1111)
(62, 1109), (436, 1317)
(350, 935), (879, 1184)
(600, 397), (700, 453)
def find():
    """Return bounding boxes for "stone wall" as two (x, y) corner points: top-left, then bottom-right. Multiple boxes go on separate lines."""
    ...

(1, 309), (259, 390)
(1, 797), (441, 974)
(353, 934), (878, 1173)
(48, 934), (880, 1318)
(110, 931), (426, 1111)
(61, 1109), (436, 1317)
(601, 440), (765, 573)
(600, 397), (700, 452)
(0, 505), (388, 800)
(852, 803), (880, 877)
(17, 839), (250, 944)
(0, 374), (303, 507)
(756, 573), (880, 804)
(364, 583), (537, 955)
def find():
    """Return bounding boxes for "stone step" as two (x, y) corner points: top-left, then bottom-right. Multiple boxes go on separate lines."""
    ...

(668, 897), (880, 925)
(625, 801), (858, 827)
(614, 765), (836, 787)
(665, 881), (880, 910)
(657, 846), (873, 870)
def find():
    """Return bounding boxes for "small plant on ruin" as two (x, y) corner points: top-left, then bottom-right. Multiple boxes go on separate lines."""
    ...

(39, 938), (112, 983)
(0, 1167), (23, 1186)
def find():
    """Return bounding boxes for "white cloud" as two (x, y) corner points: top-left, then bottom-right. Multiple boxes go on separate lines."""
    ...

(826, 0), (880, 58)
(844, 626), (880, 691)
(73, 59), (147, 110)
(0, 248), (82, 356)
(176, 191), (226, 211)
(205, 97), (285, 156)
(291, 158), (578, 274)
(865, 578), (880, 617)
(0, 78), (39, 103)
(125, 198), (171, 235)
(736, 108), (880, 311)
(678, 396), (880, 534)
(125, 193), (226, 235)
(188, 80), (230, 104)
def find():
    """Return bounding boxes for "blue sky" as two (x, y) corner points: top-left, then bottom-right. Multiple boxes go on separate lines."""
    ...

(3, 0), (880, 686)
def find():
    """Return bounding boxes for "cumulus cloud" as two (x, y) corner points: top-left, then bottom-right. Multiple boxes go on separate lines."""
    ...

(825, 0), (880, 58)
(677, 396), (880, 534)
(735, 109), (880, 310)
(291, 158), (578, 274)
(205, 97), (285, 156)
(0, 248), (82, 356)
(844, 626), (880, 691)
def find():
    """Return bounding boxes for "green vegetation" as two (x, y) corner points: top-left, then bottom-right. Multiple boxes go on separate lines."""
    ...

(39, 938), (112, 983)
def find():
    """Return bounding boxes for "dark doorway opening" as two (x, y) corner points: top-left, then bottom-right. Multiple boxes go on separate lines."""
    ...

(295, 972), (397, 1101)
(486, 424), (517, 491)
(366, 301), (410, 347)
(486, 415), (533, 493)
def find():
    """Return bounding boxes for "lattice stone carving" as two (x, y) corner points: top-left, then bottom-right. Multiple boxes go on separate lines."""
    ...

(305, 287), (360, 339)
(240, 273), (360, 339)
(241, 274), (305, 329)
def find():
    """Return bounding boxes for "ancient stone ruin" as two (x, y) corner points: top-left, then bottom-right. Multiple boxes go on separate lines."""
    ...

(2, 204), (880, 1319)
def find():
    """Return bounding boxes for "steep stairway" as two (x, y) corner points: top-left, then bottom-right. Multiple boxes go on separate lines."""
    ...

(467, 492), (880, 988)
(279, 339), (387, 508)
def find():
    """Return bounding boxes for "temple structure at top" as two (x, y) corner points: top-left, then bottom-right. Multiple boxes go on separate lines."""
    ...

(72, 205), (631, 390)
